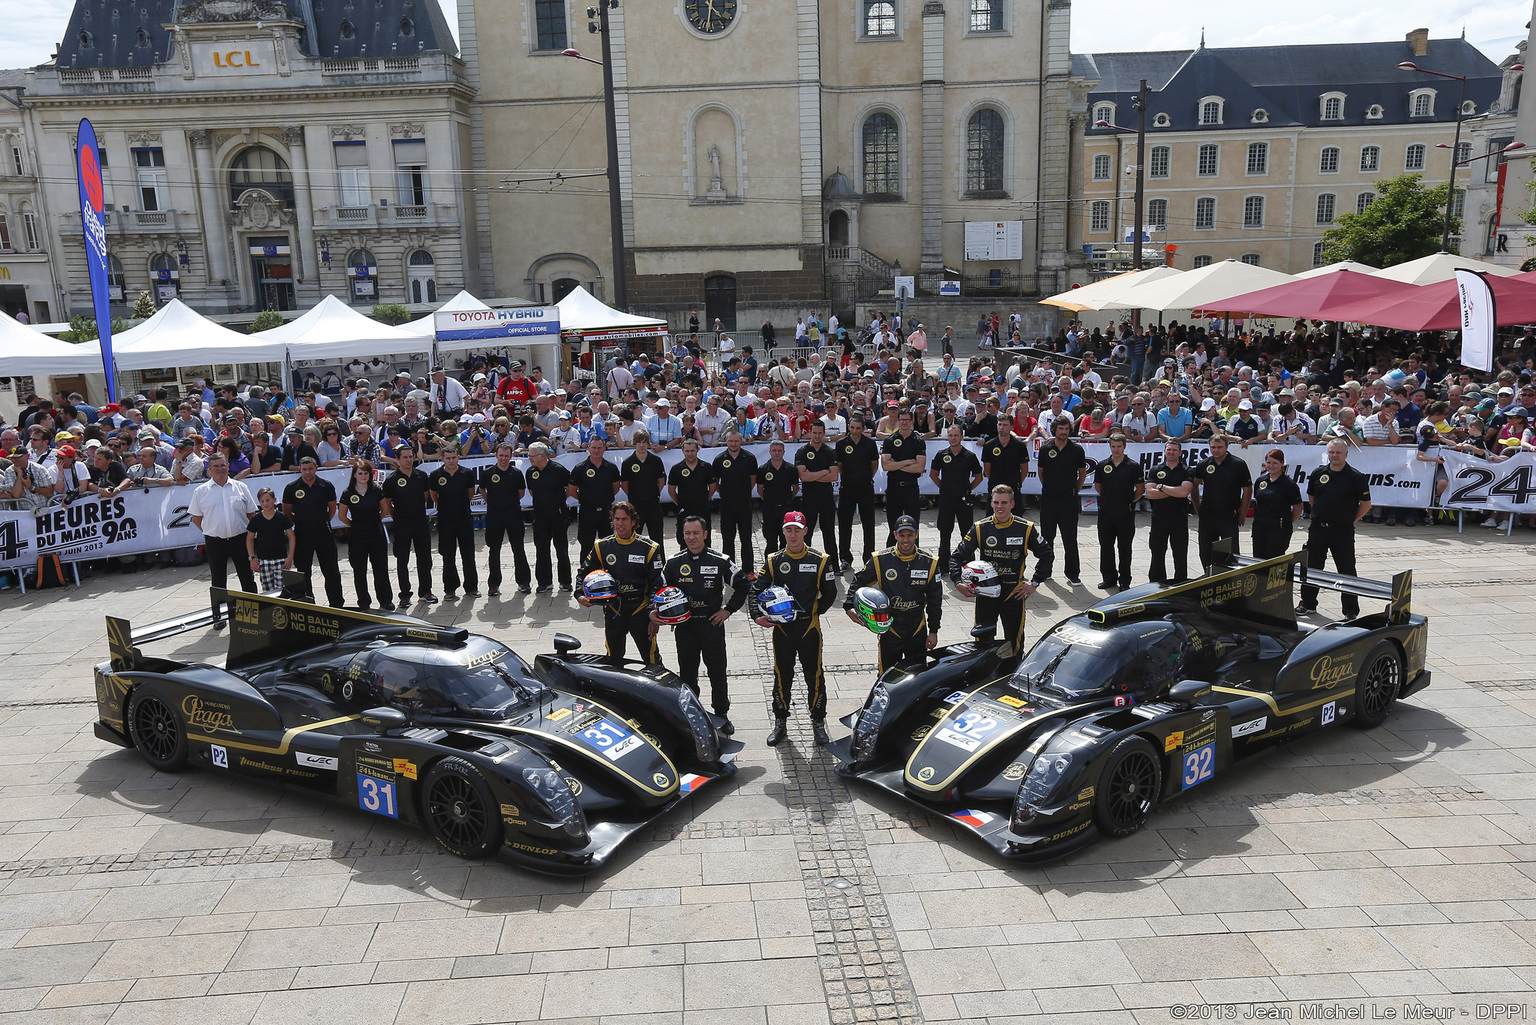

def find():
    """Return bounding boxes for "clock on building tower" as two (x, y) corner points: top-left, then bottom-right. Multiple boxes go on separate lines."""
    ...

(684, 0), (736, 33)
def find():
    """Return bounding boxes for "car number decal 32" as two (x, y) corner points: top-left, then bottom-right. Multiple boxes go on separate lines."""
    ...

(1181, 743), (1215, 790)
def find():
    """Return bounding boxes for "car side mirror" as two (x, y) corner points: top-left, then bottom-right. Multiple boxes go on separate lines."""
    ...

(553, 633), (582, 656)
(1168, 680), (1212, 706)
(361, 707), (408, 735)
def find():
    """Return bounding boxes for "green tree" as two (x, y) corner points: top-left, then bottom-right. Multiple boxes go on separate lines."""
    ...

(131, 290), (157, 320)
(371, 302), (411, 326)
(1320, 173), (1455, 267)
(58, 314), (127, 342)
(249, 310), (285, 333)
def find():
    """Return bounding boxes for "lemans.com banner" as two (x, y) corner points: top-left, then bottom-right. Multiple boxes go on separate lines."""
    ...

(0, 440), (1435, 572)
(1442, 450), (1536, 512)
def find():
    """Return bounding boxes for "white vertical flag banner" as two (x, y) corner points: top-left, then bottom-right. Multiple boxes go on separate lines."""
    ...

(1455, 268), (1496, 372)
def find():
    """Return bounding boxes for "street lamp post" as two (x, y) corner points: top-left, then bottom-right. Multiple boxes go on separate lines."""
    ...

(1439, 139), (1527, 253)
(1095, 78), (1153, 271)
(1398, 60), (1473, 253)
(563, 4), (628, 309)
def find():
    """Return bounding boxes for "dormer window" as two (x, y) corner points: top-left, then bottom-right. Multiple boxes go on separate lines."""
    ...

(1320, 92), (1345, 120)
(1410, 89), (1435, 117)
(1251, 109), (1269, 124)
(1199, 97), (1224, 125)
(1461, 100), (1477, 115)
(1153, 112), (1170, 128)
(1365, 104), (1384, 119)
(1093, 103), (1115, 126)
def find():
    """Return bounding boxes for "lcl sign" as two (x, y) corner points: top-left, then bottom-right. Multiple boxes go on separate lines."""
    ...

(211, 50), (261, 67)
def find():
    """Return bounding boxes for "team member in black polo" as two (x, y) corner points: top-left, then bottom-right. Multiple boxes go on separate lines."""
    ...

(1251, 448), (1304, 559)
(478, 442), (530, 595)
(712, 429), (758, 572)
(930, 424), (983, 569)
(1191, 434), (1253, 570)
(281, 456), (345, 606)
(580, 501), (665, 661)
(667, 439), (716, 544)
(1034, 417), (1089, 586)
(757, 439), (798, 556)
(845, 514), (943, 672)
(525, 442), (572, 592)
(1092, 432), (1143, 591)
(836, 417), (880, 571)
(620, 430), (667, 543)
(1298, 438), (1372, 618)
(430, 449), (479, 598)
(380, 446), (435, 606)
(795, 421), (839, 555)
(880, 409), (927, 545)
(981, 418), (1029, 498)
(1145, 440), (1194, 585)
(659, 514), (749, 733)
(569, 436), (622, 572)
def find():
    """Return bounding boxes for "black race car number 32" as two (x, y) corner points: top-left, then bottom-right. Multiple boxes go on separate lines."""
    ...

(358, 774), (399, 818)
(1181, 744), (1215, 791)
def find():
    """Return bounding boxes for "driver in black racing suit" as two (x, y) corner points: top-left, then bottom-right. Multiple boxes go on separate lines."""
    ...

(579, 501), (665, 663)
(950, 484), (1051, 655)
(753, 510), (839, 747)
(844, 514), (943, 673)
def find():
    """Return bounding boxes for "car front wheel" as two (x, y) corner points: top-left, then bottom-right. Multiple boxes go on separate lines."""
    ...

(1352, 641), (1402, 730)
(1093, 736), (1162, 838)
(127, 684), (188, 772)
(422, 757), (504, 859)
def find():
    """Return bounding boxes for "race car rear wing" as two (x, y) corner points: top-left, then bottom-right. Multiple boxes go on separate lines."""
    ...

(1217, 540), (1412, 625)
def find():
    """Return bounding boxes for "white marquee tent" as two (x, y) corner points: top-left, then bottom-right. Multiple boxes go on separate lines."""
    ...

(256, 294), (425, 360)
(555, 286), (667, 344)
(398, 289), (492, 339)
(0, 311), (103, 376)
(113, 300), (284, 371)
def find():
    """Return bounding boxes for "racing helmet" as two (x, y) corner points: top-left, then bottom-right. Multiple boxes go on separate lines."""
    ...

(652, 586), (691, 625)
(581, 570), (620, 605)
(960, 560), (1003, 598)
(851, 586), (894, 634)
(757, 585), (800, 624)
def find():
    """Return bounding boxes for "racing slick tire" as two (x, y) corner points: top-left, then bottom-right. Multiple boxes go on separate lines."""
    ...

(422, 756), (504, 859)
(1352, 641), (1403, 730)
(127, 684), (189, 772)
(1093, 736), (1162, 839)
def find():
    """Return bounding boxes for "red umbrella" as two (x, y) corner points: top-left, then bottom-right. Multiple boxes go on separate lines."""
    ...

(1325, 271), (1536, 330)
(1213, 269), (1422, 320)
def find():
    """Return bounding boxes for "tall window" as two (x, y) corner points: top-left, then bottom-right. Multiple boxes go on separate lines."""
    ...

(863, 0), (895, 36)
(861, 113), (900, 195)
(349, 249), (377, 302)
(407, 249), (437, 303)
(1312, 241), (1326, 267)
(393, 139), (428, 207)
(229, 146), (294, 207)
(1193, 255), (1212, 268)
(1243, 195), (1264, 228)
(1359, 146), (1380, 172)
(1455, 141), (1471, 164)
(21, 206), (39, 251)
(1199, 99), (1222, 125)
(1322, 95), (1343, 120)
(1405, 143), (1426, 171)
(133, 147), (167, 211)
(534, 0), (568, 50)
(1089, 200), (1110, 234)
(1357, 192), (1375, 214)
(968, 0), (1001, 31)
(1451, 188), (1465, 219)
(1320, 146), (1339, 173)
(1240, 253), (1261, 266)
(1197, 143), (1218, 177)
(1092, 153), (1112, 180)
(333, 141), (369, 207)
(1316, 193), (1336, 224)
(1146, 198), (1167, 230)
(1195, 196), (1215, 230)
(1148, 145), (1170, 178)
(107, 254), (125, 301)
(1094, 104), (1113, 125)
(1412, 92), (1433, 117)
(1246, 142), (1268, 175)
(0, 209), (9, 250)
(965, 108), (1004, 194)
(10, 144), (23, 176)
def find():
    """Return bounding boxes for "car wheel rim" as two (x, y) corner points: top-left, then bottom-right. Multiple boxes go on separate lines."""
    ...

(1106, 751), (1157, 830)
(428, 775), (485, 847)
(132, 695), (177, 762)
(1362, 655), (1400, 718)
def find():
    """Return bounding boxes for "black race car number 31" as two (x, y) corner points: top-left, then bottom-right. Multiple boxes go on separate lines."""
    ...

(358, 774), (399, 818)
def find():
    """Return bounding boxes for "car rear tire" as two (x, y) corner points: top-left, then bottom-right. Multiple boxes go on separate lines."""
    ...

(1093, 736), (1162, 838)
(127, 684), (188, 772)
(422, 756), (503, 859)
(1352, 641), (1402, 730)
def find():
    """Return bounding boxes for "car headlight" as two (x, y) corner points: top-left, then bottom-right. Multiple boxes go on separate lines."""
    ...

(851, 683), (891, 763)
(523, 767), (588, 839)
(1012, 751), (1073, 832)
(677, 686), (719, 762)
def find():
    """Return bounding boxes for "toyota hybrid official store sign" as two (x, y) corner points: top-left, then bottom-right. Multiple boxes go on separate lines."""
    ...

(434, 306), (561, 342)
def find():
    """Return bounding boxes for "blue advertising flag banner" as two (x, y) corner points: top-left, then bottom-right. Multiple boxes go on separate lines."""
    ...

(76, 118), (117, 402)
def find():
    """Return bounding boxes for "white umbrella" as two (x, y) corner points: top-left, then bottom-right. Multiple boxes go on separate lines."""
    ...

(1292, 260), (1379, 280)
(1096, 259), (1293, 313)
(1367, 253), (1522, 286)
(1040, 266), (1184, 311)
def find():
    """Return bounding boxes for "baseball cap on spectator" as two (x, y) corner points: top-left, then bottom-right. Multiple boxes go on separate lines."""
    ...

(222, 413), (239, 422)
(471, 414), (487, 423)
(283, 423), (299, 435)
(1499, 387), (1515, 397)
(54, 430), (73, 443)
(137, 427), (157, 441)
(510, 360), (525, 370)
(813, 403), (826, 412)
(1200, 398), (1216, 411)
(102, 403), (120, 413)
(395, 370), (412, 380)
(558, 411), (573, 421)
(83, 439), (103, 452)
(57, 445), (76, 458)
(783, 511), (806, 527)
(656, 398), (671, 407)
(886, 400), (899, 408)
(1509, 407), (1530, 419)
(175, 438), (194, 449)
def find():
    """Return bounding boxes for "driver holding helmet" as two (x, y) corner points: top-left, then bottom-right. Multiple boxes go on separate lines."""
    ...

(658, 514), (750, 735)
(845, 514), (943, 673)
(580, 501), (665, 663)
(753, 511), (839, 747)
(950, 485), (1051, 654)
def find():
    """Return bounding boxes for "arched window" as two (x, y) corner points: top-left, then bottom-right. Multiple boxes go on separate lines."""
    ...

(348, 248), (377, 303)
(107, 254), (126, 301)
(1148, 145), (1170, 178)
(1193, 255), (1212, 269)
(1093, 103), (1115, 126)
(1316, 193), (1335, 224)
(1243, 195), (1264, 228)
(1405, 143), (1426, 171)
(1197, 143), (1219, 176)
(1360, 146), (1380, 172)
(150, 252), (178, 301)
(0, 207), (10, 250)
(228, 146), (294, 207)
(863, 0), (895, 37)
(1092, 153), (1112, 180)
(1320, 146), (1340, 173)
(533, 0), (567, 50)
(1357, 192), (1376, 215)
(407, 249), (436, 304)
(1246, 142), (1268, 175)
(1146, 198), (1167, 230)
(965, 109), (1004, 194)
(1320, 94), (1344, 120)
(1411, 90), (1435, 117)
(1195, 196), (1215, 230)
(1199, 98), (1223, 125)
(1240, 253), (1261, 266)
(18, 202), (39, 251)
(861, 113), (900, 196)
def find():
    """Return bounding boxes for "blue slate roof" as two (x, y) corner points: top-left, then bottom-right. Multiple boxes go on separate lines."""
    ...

(1078, 37), (1502, 134)
(52, 0), (456, 69)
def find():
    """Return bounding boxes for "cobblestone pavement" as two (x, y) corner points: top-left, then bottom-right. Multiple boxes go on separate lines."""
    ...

(1, 513), (1534, 1024)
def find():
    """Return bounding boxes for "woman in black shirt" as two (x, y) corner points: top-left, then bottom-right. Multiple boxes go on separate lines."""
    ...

(245, 486), (295, 592)
(338, 459), (392, 609)
(1250, 448), (1304, 559)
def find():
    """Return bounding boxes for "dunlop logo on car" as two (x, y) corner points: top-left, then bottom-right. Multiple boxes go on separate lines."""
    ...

(1309, 654), (1357, 689)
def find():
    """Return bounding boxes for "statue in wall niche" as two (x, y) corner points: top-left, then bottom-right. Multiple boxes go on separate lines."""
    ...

(705, 143), (727, 201)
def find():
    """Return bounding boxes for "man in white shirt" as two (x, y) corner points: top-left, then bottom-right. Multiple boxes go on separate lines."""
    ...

(606, 360), (634, 402)
(755, 399), (793, 441)
(694, 394), (730, 446)
(429, 368), (468, 417)
(187, 453), (259, 624)
(818, 404), (847, 438)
